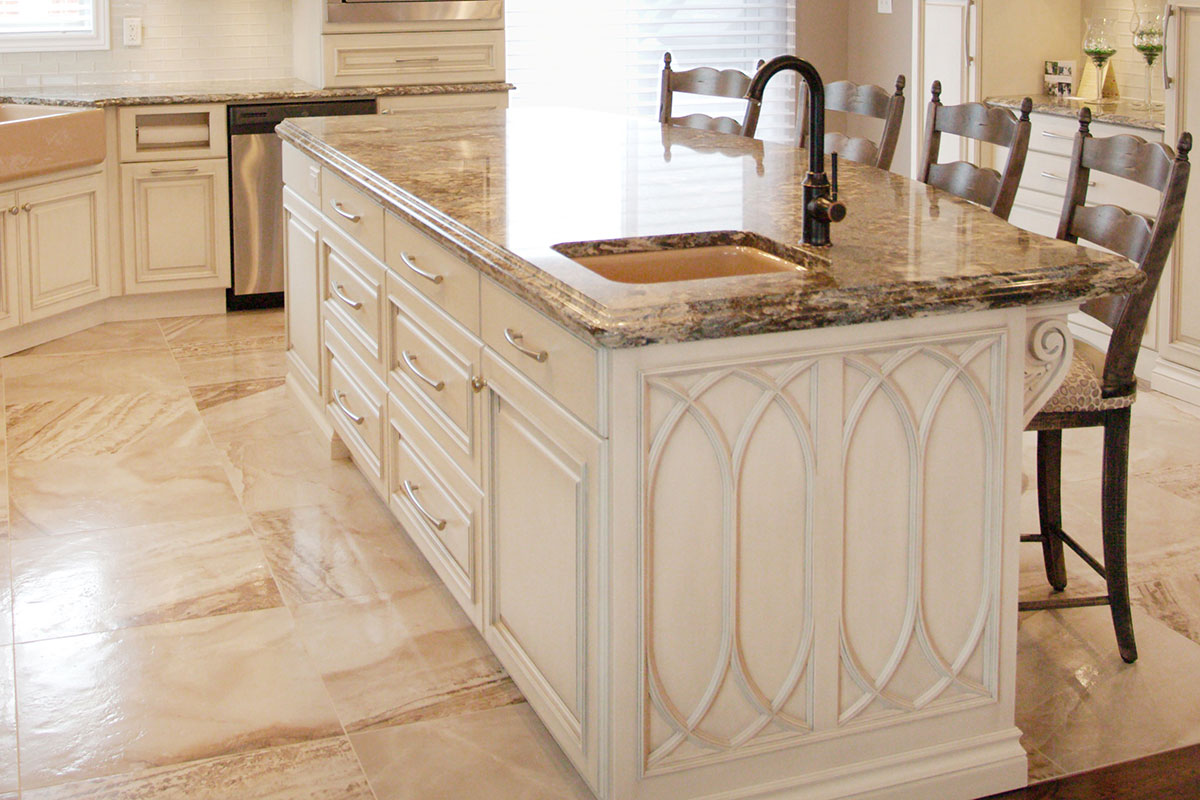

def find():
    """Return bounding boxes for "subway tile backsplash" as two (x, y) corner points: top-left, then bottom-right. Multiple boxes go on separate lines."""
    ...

(1082, 0), (1166, 106)
(0, 0), (293, 88)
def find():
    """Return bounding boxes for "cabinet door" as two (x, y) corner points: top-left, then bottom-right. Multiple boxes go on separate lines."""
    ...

(284, 188), (323, 401)
(121, 159), (231, 293)
(0, 191), (18, 331)
(19, 173), (107, 322)
(483, 350), (602, 789)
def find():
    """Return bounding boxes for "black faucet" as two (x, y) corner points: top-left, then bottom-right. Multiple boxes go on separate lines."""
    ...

(746, 55), (846, 247)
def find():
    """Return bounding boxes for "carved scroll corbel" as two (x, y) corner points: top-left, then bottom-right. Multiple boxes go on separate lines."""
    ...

(1024, 317), (1073, 425)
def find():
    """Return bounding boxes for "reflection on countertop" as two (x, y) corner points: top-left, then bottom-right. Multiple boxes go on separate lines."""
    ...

(987, 94), (1164, 132)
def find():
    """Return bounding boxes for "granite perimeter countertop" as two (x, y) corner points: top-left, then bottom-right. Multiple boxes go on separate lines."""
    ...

(987, 94), (1164, 132)
(0, 78), (513, 108)
(277, 107), (1143, 348)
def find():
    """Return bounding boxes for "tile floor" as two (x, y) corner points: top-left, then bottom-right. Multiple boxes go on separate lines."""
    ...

(0, 309), (1196, 798)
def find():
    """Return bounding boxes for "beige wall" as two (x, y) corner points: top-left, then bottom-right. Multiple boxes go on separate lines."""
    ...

(847, 0), (915, 174)
(980, 0), (1082, 99)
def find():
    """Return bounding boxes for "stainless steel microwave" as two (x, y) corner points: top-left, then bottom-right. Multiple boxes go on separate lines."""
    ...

(326, 0), (502, 24)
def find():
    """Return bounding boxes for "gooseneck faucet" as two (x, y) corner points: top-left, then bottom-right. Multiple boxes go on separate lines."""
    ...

(745, 55), (846, 247)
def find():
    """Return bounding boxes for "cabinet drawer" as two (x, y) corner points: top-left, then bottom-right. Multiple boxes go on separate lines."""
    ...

(385, 212), (480, 333)
(323, 30), (504, 88)
(1008, 195), (1060, 239)
(387, 273), (483, 484)
(378, 92), (509, 115)
(283, 144), (322, 208)
(388, 399), (482, 618)
(118, 104), (226, 162)
(481, 278), (599, 429)
(1029, 113), (1164, 158)
(323, 223), (385, 372)
(324, 319), (387, 492)
(322, 169), (385, 260)
(1023, 150), (1162, 214)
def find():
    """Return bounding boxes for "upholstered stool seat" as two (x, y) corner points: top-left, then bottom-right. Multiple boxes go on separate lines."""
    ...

(1039, 340), (1136, 415)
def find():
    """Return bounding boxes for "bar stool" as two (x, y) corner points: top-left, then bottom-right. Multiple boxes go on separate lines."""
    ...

(1021, 107), (1192, 663)
(659, 52), (763, 137)
(918, 81), (1033, 220)
(800, 75), (907, 170)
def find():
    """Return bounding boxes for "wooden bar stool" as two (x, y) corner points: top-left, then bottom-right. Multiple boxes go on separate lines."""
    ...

(800, 75), (907, 170)
(918, 81), (1033, 220)
(1021, 107), (1192, 663)
(659, 52), (763, 137)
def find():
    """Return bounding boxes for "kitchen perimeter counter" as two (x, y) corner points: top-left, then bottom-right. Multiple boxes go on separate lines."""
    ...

(277, 107), (1139, 800)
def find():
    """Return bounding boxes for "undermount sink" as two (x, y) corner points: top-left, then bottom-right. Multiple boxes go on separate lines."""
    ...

(554, 231), (827, 285)
(0, 104), (105, 184)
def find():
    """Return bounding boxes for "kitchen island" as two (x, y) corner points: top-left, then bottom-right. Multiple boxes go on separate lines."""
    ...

(276, 108), (1141, 800)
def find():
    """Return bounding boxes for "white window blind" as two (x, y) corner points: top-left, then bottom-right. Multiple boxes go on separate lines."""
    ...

(0, 0), (108, 52)
(506, 0), (798, 143)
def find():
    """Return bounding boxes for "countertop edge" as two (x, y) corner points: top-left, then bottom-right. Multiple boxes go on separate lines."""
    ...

(986, 94), (1165, 132)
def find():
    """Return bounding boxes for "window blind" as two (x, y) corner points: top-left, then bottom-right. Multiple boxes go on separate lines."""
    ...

(0, 0), (96, 34)
(506, 0), (798, 142)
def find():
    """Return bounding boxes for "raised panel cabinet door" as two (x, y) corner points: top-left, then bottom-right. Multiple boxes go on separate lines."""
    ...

(19, 173), (107, 322)
(121, 159), (231, 294)
(284, 189), (322, 400)
(483, 351), (602, 791)
(0, 191), (19, 331)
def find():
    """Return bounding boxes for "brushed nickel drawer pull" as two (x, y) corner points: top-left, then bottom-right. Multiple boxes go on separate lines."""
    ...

(401, 350), (445, 391)
(150, 167), (200, 176)
(503, 328), (549, 363)
(1040, 171), (1096, 187)
(331, 283), (363, 310)
(400, 252), (444, 285)
(1041, 130), (1074, 141)
(331, 200), (361, 223)
(334, 391), (365, 424)
(402, 480), (447, 531)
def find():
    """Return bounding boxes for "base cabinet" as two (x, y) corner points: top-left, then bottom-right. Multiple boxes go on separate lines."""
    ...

(0, 190), (18, 332)
(284, 188), (324, 402)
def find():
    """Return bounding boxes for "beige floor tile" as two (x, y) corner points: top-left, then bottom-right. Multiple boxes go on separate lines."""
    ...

(1016, 606), (1200, 775)
(292, 585), (522, 733)
(0, 542), (10, 647)
(2, 350), (186, 405)
(0, 645), (15, 794)
(251, 504), (433, 607)
(173, 340), (288, 388)
(9, 446), (242, 539)
(16, 608), (342, 790)
(160, 310), (285, 345)
(351, 704), (594, 800)
(11, 515), (282, 642)
(7, 392), (209, 461)
(1023, 744), (1066, 783)
(13, 321), (168, 357)
(197, 380), (309, 444)
(191, 377), (286, 413)
(20, 737), (373, 800)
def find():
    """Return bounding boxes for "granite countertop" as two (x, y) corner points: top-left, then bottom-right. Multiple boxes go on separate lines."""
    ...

(0, 78), (514, 108)
(987, 94), (1164, 132)
(277, 107), (1143, 349)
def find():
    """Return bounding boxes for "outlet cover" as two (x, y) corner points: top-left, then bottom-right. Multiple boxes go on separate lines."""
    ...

(123, 17), (143, 46)
(878, 0), (893, 12)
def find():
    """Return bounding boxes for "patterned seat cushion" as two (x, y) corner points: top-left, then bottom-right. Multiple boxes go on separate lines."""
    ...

(1039, 339), (1135, 415)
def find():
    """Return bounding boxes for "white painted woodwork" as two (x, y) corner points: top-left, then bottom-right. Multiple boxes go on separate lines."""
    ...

(385, 211), (482, 333)
(324, 317), (388, 495)
(919, 0), (978, 166)
(377, 91), (510, 115)
(321, 30), (505, 88)
(117, 104), (227, 163)
(0, 191), (18, 332)
(18, 172), (107, 322)
(284, 187), (323, 402)
(322, 169), (385, 260)
(120, 159), (231, 293)
(282, 144), (322, 208)
(322, 220), (385, 372)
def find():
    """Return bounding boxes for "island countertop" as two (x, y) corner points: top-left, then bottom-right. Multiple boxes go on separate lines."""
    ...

(277, 107), (1143, 348)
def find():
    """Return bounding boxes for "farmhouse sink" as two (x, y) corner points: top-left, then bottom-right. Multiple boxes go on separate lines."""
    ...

(554, 231), (826, 285)
(0, 104), (105, 183)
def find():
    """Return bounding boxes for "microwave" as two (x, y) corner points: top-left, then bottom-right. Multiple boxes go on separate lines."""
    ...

(326, 0), (502, 24)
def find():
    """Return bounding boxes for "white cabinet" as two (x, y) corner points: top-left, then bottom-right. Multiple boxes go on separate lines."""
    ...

(120, 160), (231, 293)
(378, 91), (509, 116)
(284, 187), (323, 402)
(0, 190), (18, 332)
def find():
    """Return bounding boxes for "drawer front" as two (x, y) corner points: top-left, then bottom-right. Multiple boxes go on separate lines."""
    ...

(385, 212), (480, 333)
(378, 92), (509, 115)
(481, 278), (599, 429)
(323, 30), (504, 88)
(118, 104), (227, 162)
(1008, 197), (1060, 239)
(388, 401), (481, 615)
(323, 224), (385, 371)
(388, 275), (483, 482)
(325, 320), (387, 490)
(1030, 113), (1165, 158)
(1022, 150), (1163, 215)
(322, 170), (385, 259)
(283, 144), (322, 208)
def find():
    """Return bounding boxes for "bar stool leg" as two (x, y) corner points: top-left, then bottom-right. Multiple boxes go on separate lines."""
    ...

(1037, 429), (1069, 591)
(1102, 407), (1137, 664)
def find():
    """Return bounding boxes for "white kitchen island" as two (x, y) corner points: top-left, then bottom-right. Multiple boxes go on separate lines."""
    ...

(276, 108), (1141, 800)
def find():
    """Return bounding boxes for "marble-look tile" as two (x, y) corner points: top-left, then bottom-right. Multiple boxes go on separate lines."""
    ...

(21, 737), (374, 800)
(292, 586), (522, 733)
(14, 321), (168, 357)
(1016, 606), (1200, 775)
(174, 345), (287, 388)
(198, 380), (310, 445)
(1023, 744), (1066, 784)
(1133, 574), (1200, 646)
(0, 645), (15, 794)
(9, 446), (242, 538)
(2, 350), (186, 405)
(16, 608), (343, 790)
(6, 392), (208, 461)
(351, 704), (594, 800)
(191, 377), (286, 413)
(0, 542), (10, 646)
(1134, 463), (1200, 503)
(251, 504), (432, 607)
(160, 310), (285, 345)
(11, 515), (283, 642)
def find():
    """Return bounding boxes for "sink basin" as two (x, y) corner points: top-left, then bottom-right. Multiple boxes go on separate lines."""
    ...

(0, 104), (105, 184)
(554, 231), (825, 285)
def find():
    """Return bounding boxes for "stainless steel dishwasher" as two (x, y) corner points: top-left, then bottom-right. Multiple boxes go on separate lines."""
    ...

(227, 98), (377, 309)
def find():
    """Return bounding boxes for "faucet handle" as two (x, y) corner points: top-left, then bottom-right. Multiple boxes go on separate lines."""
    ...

(831, 153), (839, 202)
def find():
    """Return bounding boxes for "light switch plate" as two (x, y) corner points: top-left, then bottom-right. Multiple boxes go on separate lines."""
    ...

(878, 0), (893, 12)
(123, 17), (143, 46)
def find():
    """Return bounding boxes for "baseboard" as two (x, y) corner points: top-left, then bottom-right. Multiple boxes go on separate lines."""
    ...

(1150, 359), (1200, 408)
(285, 371), (350, 460)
